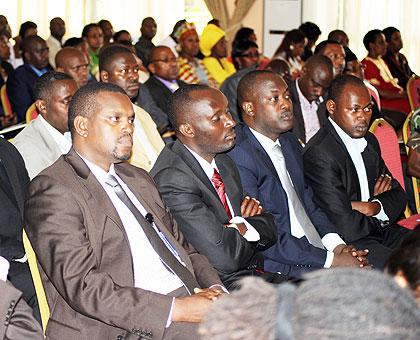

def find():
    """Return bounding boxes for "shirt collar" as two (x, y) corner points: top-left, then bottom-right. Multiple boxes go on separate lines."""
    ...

(249, 127), (280, 152)
(29, 64), (48, 77)
(39, 115), (72, 153)
(183, 143), (218, 180)
(78, 152), (118, 184)
(329, 117), (367, 153)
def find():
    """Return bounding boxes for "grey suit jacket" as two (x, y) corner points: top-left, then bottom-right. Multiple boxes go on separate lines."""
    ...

(13, 116), (63, 180)
(24, 149), (221, 340)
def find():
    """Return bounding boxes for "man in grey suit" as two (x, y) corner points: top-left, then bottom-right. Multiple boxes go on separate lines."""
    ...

(24, 82), (224, 340)
(13, 71), (78, 179)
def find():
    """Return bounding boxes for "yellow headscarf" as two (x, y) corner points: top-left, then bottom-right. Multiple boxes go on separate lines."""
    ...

(199, 24), (225, 57)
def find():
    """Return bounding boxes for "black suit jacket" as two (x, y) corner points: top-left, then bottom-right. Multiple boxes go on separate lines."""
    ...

(151, 140), (278, 289)
(289, 79), (328, 144)
(303, 120), (406, 243)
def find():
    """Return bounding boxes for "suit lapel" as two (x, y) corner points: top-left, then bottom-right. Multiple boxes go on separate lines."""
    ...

(290, 80), (306, 143)
(361, 143), (379, 196)
(216, 155), (241, 215)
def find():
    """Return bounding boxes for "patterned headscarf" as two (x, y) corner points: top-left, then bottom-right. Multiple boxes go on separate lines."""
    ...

(199, 23), (225, 57)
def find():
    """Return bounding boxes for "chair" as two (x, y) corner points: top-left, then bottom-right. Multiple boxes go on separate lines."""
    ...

(0, 84), (13, 117)
(407, 75), (420, 111)
(25, 103), (38, 123)
(22, 230), (50, 335)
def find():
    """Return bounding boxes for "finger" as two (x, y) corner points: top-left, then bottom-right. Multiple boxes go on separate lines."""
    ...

(243, 198), (258, 216)
(248, 198), (260, 215)
(257, 205), (263, 214)
(240, 196), (251, 215)
(351, 250), (368, 257)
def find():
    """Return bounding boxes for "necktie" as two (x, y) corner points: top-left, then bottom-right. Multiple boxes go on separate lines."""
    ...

(105, 174), (199, 294)
(211, 169), (232, 220)
(272, 145), (324, 249)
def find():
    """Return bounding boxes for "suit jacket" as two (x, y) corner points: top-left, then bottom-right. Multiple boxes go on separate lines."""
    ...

(0, 280), (43, 340)
(6, 64), (52, 122)
(24, 149), (221, 340)
(151, 140), (278, 289)
(144, 76), (186, 121)
(228, 124), (339, 276)
(0, 138), (29, 261)
(289, 79), (328, 144)
(129, 104), (164, 172)
(12, 115), (63, 180)
(303, 120), (406, 243)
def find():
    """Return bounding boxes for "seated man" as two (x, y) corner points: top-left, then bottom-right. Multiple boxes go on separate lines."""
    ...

(288, 55), (334, 144)
(228, 70), (367, 277)
(55, 47), (89, 88)
(314, 40), (346, 78)
(24, 82), (225, 340)
(303, 75), (410, 269)
(13, 71), (78, 179)
(151, 85), (284, 290)
(99, 44), (164, 171)
(6, 35), (52, 122)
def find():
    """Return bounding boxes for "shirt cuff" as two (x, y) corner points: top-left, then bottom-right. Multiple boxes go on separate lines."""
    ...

(372, 199), (389, 222)
(209, 284), (229, 294)
(165, 297), (175, 328)
(324, 251), (334, 268)
(0, 256), (10, 282)
(230, 216), (260, 241)
(321, 233), (346, 252)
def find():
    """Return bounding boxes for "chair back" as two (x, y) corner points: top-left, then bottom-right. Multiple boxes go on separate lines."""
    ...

(0, 84), (13, 117)
(25, 103), (38, 123)
(22, 230), (50, 335)
(407, 75), (420, 111)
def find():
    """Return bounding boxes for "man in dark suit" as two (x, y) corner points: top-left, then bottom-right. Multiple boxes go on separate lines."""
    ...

(24, 82), (225, 340)
(145, 46), (187, 126)
(6, 35), (52, 122)
(151, 85), (284, 290)
(303, 75), (409, 268)
(227, 70), (368, 277)
(0, 137), (40, 324)
(289, 55), (333, 144)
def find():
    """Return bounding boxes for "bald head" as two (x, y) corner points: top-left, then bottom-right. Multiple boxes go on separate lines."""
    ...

(55, 47), (89, 87)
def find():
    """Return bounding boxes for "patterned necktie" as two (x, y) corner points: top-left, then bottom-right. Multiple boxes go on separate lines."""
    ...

(211, 168), (232, 220)
(272, 144), (324, 249)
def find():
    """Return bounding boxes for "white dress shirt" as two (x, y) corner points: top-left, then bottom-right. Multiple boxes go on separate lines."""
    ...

(0, 256), (9, 281)
(296, 80), (322, 142)
(250, 128), (346, 268)
(39, 115), (72, 154)
(329, 118), (388, 221)
(184, 145), (260, 242)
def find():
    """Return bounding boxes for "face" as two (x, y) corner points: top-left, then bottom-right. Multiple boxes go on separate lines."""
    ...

(42, 79), (78, 134)
(211, 37), (227, 58)
(322, 43), (346, 77)
(183, 89), (236, 160)
(236, 46), (259, 69)
(180, 31), (199, 57)
(344, 60), (365, 80)
(24, 27), (37, 39)
(79, 91), (135, 170)
(370, 33), (387, 57)
(86, 26), (104, 50)
(60, 52), (89, 87)
(0, 35), (10, 60)
(103, 53), (140, 99)
(101, 21), (113, 40)
(328, 83), (372, 138)
(388, 31), (402, 52)
(51, 18), (65, 39)
(248, 74), (293, 138)
(141, 18), (157, 40)
(334, 32), (349, 47)
(27, 39), (49, 69)
(300, 65), (333, 102)
(149, 47), (178, 80)
(290, 39), (307, 58)
(115, 32), (131, 43)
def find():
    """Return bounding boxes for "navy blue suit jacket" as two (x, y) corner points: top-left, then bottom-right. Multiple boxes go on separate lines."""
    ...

(228, 123), (341, 276)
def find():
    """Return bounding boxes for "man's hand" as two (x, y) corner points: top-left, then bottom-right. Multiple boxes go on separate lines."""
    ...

(225, 222), (247, 236)
(240, 196), (263, 218)
(193, 287), (224, 300)
(351, 201), (381, 216)
(373, 174), (392, 196)
(334, 244), (370, 268)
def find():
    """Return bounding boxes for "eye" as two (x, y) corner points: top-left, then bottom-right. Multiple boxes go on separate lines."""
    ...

(269, 96), (279, 103)
(110, 116), (119, 122)
(128, 117), (135, 124)
(211, 115), (220, 122)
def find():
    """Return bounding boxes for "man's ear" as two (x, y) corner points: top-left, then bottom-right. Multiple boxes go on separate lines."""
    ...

(241, 102), (255, 118)
(73, 115), (89, 138)
(178, 123), (194, 138)
(326, 99), (336, 115)
(100, 70), (109, 82)
(35, 99), (47, 115)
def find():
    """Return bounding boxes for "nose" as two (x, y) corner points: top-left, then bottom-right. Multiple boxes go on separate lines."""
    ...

(224, 112), (236, 128)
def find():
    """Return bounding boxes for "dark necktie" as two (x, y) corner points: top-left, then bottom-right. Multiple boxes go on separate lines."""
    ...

(211, 168), (232, 220)
(105, 174), (199, 294)
(272, 144), (324, 249)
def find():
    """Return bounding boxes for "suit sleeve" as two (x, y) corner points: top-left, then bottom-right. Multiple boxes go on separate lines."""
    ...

(152, 166), (261, 275)
(6, 72), (33, 122)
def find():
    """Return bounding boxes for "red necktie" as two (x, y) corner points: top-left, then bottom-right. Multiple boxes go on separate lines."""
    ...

(211, 168), (232, 220)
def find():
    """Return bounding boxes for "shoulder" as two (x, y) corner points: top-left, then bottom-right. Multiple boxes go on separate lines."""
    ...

(151, 143), (188, 175)
(303, 126), (334, 158)
(365, 131), (380, 150)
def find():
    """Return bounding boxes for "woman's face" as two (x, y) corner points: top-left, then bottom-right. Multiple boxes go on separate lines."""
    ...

(180, 31), (199, 57)
(290, 38), (307, 58)
(370, 33), (387, 57)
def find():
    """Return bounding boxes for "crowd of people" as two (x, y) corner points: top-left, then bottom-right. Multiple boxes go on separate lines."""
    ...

(0, 13), (419, 340)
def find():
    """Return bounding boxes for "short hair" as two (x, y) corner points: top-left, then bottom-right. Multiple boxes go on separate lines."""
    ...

(328, 29), (347, 42)
(168, 84), (211, 130)
(299, 22), (321, 41)
(99, 44), (132, 72)
(383, 26), (399, 43)
(231, 40), (259, 69)
(363, 29), (382, 51)
(141, 17), (156, 26)
(63, 37), (84, 47)
(314, 39), (342, 55)
(237, 70), (275, 107)
(113, 30), (131, 42)
(68, 82), (126, 135)
(19, 21), (37, 39)
(82, 23), (100, 38)
(328, 74), (366, 103)
(21, 35), (44, 54)
(34, 71), (73, 100)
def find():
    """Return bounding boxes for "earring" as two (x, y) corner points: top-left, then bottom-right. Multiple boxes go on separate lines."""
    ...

(289, 45), (294, 50)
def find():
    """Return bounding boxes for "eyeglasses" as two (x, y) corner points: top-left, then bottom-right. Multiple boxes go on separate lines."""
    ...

(150, 57), (177, 64)
(240, 52), (260, 58)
